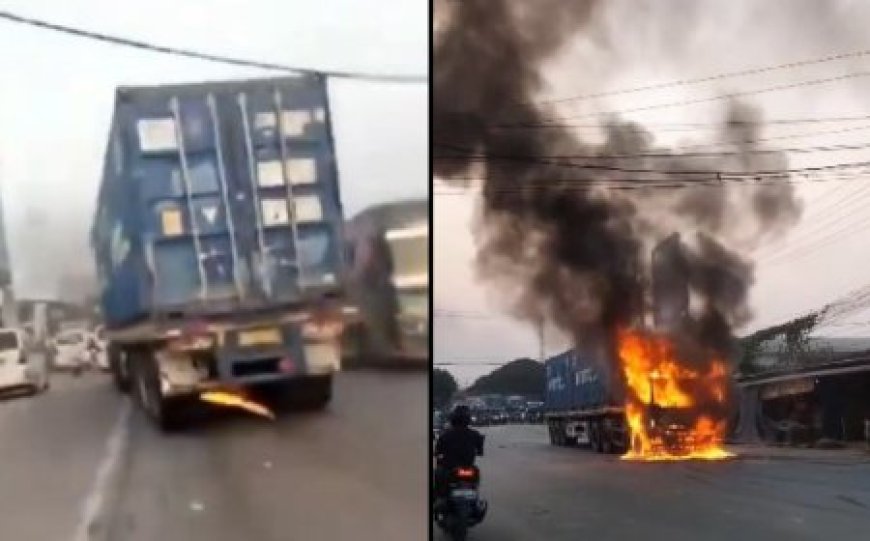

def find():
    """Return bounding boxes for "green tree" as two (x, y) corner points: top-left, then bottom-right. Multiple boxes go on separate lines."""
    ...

(433, 368), (459, 409)
(468, 358), (544, 399)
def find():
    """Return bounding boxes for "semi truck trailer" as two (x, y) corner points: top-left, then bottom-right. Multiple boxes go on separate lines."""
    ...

(545, 348), (630, 453)
(91, 75), (349, 429)
(342, 199), (428, 367)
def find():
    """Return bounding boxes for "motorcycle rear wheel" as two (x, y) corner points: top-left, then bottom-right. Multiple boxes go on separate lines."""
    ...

(450, 504), (469, 541)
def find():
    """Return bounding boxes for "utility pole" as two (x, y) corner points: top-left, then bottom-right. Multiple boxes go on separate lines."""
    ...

(538, 318), (545, 363)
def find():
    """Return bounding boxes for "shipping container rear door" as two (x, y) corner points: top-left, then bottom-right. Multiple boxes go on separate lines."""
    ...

(130, 79), (341, 310)
(134, 94), (244, 308)
(234, 84), (341, 301)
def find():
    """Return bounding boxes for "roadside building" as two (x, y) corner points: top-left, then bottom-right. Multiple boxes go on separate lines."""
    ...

(734, 336), (870, 444)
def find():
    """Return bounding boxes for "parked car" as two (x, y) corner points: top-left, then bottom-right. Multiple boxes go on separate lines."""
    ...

(0, 327), (49, 395)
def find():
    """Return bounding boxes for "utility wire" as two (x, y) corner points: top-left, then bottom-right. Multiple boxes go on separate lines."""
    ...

(517, 47), (870, 107)
(435, 142), (870, 178)
(488, 113), (870, 130)
(759, 177), (870, 262)
(432, 172), (870, 195)
(443, 70), (870, 122)
(435, 140), (870, 161)
(764, 210), (870, 267)
(665, 123), (870, 153)
(0, 9), (427, 84)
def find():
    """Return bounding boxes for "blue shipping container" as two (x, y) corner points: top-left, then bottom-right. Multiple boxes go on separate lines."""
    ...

(91, 76), (344, 327)
(544, 349), (618, 412)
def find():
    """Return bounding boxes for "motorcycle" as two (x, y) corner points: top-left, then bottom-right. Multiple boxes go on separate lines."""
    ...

(434, 465), (487, 540)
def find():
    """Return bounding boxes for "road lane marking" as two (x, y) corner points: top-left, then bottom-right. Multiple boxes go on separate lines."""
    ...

(72, 398), (131, 541)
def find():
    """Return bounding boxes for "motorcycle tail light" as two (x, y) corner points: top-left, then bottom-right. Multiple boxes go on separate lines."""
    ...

(456, 467), (476, 479)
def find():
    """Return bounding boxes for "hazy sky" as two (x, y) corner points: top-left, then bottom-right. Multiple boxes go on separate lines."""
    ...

(434, 0), (870, 386)
(0, 0), (427, 300)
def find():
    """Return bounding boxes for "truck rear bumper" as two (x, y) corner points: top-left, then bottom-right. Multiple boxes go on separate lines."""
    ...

(157, 340), (340, 397)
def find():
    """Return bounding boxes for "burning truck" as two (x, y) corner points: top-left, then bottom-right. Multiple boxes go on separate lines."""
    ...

(544, 235), (733, 460)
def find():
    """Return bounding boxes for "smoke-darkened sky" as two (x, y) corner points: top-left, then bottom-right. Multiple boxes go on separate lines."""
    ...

(434, 0), (870, 385)
(0, 0), (427, 301)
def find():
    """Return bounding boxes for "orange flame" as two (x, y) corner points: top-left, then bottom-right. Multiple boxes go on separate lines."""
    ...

(617, 328), (734, 461)
(200, 390), (276, 420)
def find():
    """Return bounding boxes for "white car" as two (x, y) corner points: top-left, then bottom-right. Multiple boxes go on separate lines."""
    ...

(0, 327), (49, 394)
(91, 326), (109, 371)
(51, 329), (90, 369)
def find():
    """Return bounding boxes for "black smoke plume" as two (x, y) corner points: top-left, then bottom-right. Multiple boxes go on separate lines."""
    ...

(434, 0), (803, 372)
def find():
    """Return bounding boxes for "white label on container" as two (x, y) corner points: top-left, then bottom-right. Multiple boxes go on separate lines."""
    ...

(137, 118), (177, 152)
(257, 160), (284, 187)
(261, 199), (290, 226)
(280, 110), (312, 137)
(294, 195), (323, 223)
(285, 158), (316, 185)
(255, 112), (277, 129)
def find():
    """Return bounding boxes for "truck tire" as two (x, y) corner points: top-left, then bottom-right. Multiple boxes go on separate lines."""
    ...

(589, 422), (602, 453)
(554, 422), (567, 446)
(601, 428), (614, 454)
(130, 348), (184, 432)
(109, 343), (131, 393)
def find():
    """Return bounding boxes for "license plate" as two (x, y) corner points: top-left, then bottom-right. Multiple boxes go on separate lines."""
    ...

(451, 488), (477, 499)
(238, 328), (282, 347)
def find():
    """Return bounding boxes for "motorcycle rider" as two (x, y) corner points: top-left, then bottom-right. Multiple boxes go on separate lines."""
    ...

(433, 405), (485, 508)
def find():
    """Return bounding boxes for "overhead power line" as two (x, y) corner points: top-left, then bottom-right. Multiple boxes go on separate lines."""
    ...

(435, 140), (870, 161)
(443, 70), (870, 122)
(432, 169), (870, 196)
(523, 47), (870, 107)
(537, 71), (870, 122)
(435, 142), (870, 178)
(665, 123), (870, 153)
(488, 113), (870, 131)
(0, 10), (427, 84)
(758, 176), (870, 263)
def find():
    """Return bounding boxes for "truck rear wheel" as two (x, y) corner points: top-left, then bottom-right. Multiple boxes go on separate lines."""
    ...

(589, 421), (603, 453)
(109, 343), (131, 393)
(601, 420), (616, 454)
(130, 348), (184, 432)
(556, 423), (568, 447)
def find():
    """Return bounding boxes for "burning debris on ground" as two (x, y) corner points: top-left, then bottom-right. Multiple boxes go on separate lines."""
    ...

(435, 0), (803, 460)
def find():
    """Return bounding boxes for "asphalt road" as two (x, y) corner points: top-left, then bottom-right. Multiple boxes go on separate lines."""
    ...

(0, 369), (427, 541)
(446, 424), (870, 541)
